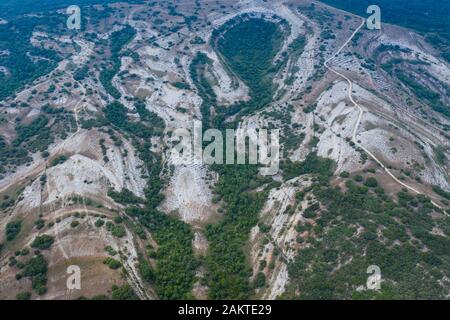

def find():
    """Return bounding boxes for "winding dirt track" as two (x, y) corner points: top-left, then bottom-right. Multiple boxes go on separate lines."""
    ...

(324, 18), (444, 211)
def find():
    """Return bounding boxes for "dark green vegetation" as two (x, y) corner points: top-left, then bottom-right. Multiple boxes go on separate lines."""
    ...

(396, 72), (449, 118)
(205, 15), (285, 125)
(16, 291), (31, 300)
(432, 185), (450, 201)
(0, 5), (115, 174)
(95, 219), (105, 228)
(0, 1), (144, 99)
(78, 284), (138, 300)
(282, 154), (450, 299)
(319, 0), (450, 62)
(100, 26), (136, 99)
(19, 254), (49, 295)
(0, 7), (89, 174)
(189, 16), (288, 299)
(105, 221), (125, 238)
(190, 15), (290, 137)
(186, 15), (292, 299)
(111, 284), (139, 300)
(204, 165), (270, 299)
(103, 257), (122, 270)
(30, 235), (54, 250)
(284, 36), (307, 86)
(107, 188), (144, 205)
(126, 206), (197, 299)
(104, 101), (163, 138)
(5, 221), (21, 241)
(1, 111), (76, 174)
(189, 52), (216, 127)
(253, 272), (266, 288)
(281, 153), (334, 182)
(0, 16), (61, 100)
(138, 257), (155, 283)
(98, 100), (166, 210)
(50, 155), (68, 167)
(105, 245), (117, 256)
(376, 45), (449, 120)
(2, 0), (446, 301)
(215, 17), (284, 112)
(89, 97), (196, 298)
(15, 116), (49, 147)
(0, 137), (28, 175)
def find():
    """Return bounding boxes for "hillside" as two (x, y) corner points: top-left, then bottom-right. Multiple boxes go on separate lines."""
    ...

(0, 0), (449, 300)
